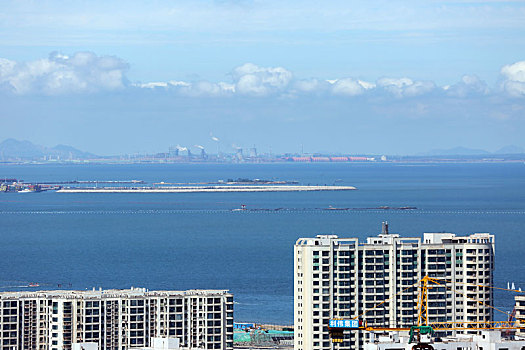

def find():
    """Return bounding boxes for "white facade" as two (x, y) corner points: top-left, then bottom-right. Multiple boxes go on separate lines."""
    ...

(136, 337), (182, 350)
(72, 343), (99, 350)
(151, 338), (180, 349)
(364, 330), (525, 350)
(515, 295), (525, 338)
(0, 288), (234, 350)
(294, 228), (495, 350)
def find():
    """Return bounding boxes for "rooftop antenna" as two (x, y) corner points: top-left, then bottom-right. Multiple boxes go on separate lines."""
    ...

(381, 221), (389, 234)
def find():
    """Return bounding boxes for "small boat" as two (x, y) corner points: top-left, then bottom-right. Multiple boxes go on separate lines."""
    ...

(232, 204), (247, 211)
(28, 282), (39, 287)
(324, 206), (349, 211)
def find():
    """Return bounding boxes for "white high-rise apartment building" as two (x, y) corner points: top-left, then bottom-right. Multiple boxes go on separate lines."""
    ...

(0, 287), (234, 350)
(294, 224), (494, 350)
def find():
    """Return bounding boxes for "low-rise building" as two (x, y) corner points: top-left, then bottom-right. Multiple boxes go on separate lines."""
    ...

(364, 330), (525, 350)
(0, 287), (234, 350)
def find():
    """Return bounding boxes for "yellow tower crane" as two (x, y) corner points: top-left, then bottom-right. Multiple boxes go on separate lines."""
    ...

(328, 275), (524, 347)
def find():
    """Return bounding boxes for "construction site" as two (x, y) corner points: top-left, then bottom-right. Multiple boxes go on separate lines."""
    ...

(327, 275), (525, 350)
(234, 323), (294, 349)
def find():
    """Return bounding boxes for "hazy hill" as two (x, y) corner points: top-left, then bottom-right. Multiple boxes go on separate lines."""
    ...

(0, 139), (45, 159)
(0, 139), (97, 160)
(51, 144), (97, 159)
(494, 145), (524, 154)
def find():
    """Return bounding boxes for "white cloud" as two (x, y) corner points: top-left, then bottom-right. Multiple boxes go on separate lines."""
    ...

(501, 61), (525, 97)
(182, 81), (234, 96)
(444, 75), (488, 97)
(377, 77), (413, 88)
(293, 79), (329, 93)
(133, 62), (293, 97)
(357, 80), (376, 90)
(331, 78), (373, 96)
(0, 58), (16, 77)
(403, 81), (435, 97)
(134, 81), (170, 89)
(0, 52), (128, 95)
(232, 63), (292, 96)
(134, 80), (192, 89)
(218, 82), (236, 93)
(133, 79), (234, 97)
(377, 77), (435, 97)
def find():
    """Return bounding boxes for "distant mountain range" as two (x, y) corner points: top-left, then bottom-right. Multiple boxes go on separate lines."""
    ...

(422, 145), (524, 156)
(0, 139), (97, 160)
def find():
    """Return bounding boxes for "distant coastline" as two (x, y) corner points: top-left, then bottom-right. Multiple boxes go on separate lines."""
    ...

(2, 138), (525, 165)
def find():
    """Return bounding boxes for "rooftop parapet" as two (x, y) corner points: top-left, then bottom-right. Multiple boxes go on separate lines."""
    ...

(0, 288), (231, 300)
(296, 225), (494, 247)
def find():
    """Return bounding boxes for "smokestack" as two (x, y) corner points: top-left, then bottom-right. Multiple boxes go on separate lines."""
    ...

(176, 145), (189, 157)
(210, 134), (220, 155)
(381, 221), (389, 234)
(195, 145), (207, 159)
(169, 146), (178, 157)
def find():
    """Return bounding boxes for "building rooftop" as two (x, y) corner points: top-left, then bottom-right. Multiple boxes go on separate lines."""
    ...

(296, 231), (494, 246)
(0, 287), (231, 299)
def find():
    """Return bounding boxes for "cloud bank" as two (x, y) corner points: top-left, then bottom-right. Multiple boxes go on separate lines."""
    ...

(1, 52), (524, 101)
(0, 52), (128, 95)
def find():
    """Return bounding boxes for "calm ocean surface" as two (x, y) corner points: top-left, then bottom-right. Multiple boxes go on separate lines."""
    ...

(1, 162), (524, 324)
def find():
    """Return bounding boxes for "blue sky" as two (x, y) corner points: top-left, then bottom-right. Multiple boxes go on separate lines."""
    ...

(0, 0), (524, 155)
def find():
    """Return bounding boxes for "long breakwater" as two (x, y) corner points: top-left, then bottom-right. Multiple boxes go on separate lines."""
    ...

(57, 185), (357, 193)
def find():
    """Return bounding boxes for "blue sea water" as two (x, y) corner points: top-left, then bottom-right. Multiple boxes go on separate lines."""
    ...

(0, 162), (524, 324)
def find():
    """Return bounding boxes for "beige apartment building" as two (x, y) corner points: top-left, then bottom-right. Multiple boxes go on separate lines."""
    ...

(0, 287), (234, 350)
(294, 224), (495, 350)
